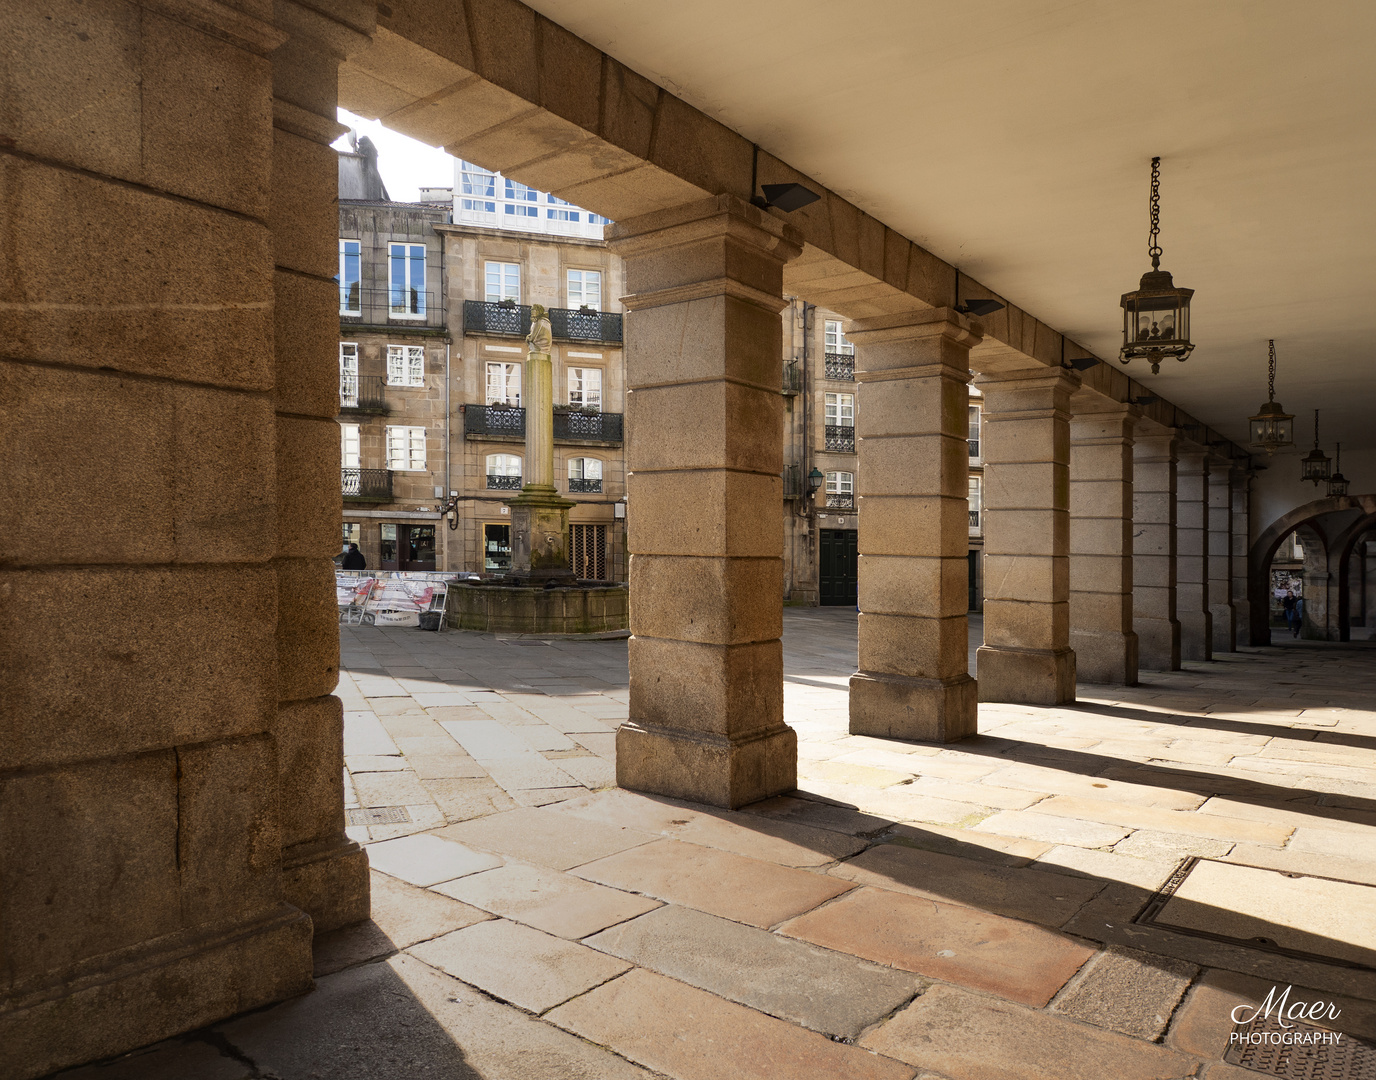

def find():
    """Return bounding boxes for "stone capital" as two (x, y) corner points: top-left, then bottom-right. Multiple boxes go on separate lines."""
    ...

(606, 193), (804, 263)
(845, 307), (984, 349)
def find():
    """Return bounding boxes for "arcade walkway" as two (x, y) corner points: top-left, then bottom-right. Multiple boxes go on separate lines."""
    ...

(56, 613), (1376, 1080)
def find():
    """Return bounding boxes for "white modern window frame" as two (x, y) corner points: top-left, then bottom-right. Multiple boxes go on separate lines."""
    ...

(504, 178), (540, 218)
(825, 392), (855, 427)
(969, 475), (983, 535)
(568, 457), (603, 480)
(824, 319), (854, 355)
(339, 342), (359, 406)
(339, 239), (361, 315)
(567, 366), (603, 411)
(487, 453), (522, 479)
(566, 268), (602, 310)
(486, 361), (522, 406)
(385, 425), (427, 472)
(386, 344), (425, 387)
(458, 161), (497, 216)
(484, 261), (521, 304)
(968, 404), (982, 464)
(825, 471), (854, 495)
(340, 423), (361, 469)
(388, 243), (426, 319)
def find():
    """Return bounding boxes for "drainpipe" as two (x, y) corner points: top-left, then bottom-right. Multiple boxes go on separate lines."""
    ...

(443, 338), (451, 569)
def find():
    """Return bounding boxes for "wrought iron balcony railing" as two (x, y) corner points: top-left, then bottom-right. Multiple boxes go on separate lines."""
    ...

(825, 493), (855, 510)
(465, 404), (526, 438)
(465, 405), (625, 445)
(969, 509), (981, 532)
(569, 477), (603, 493)
(554, 410), (623, 443)
(825, 424), (856, 452)
(462, 301), (623, 344)
(968, 439), (980, 461)
(486, 474), (523, 490)
(339, 374), (387, 413)
(782, 363), (803, 395)
(824, 352), (855, 380)
(342, 468), (392, 501)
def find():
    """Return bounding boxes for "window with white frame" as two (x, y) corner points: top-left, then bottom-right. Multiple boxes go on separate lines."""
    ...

(486, 453), (522, 488)
(968, 404), (982, 461)
(505, 178), (540, 218)
(339, 342), (359, 406)
(484, 261), (520, 304)
(546, 194), (581, 222)
(486, 361), (521, 406)
(386, 344), (425, 387)
(567, 269), (602, 310)
(340, 423), (360, 468)
(388, 243), (425, 318)
(969, 476), (982, 533)
(339, 240), (361, 314)
(825, 392), (855, 427)
(567, 366), (602, 411)
(824, 320), (854, 355)
(386, 425), (426, 472)
(826, 471), (854, 495)
(459, 161), (496, 213)
(568, 457), (603, 491)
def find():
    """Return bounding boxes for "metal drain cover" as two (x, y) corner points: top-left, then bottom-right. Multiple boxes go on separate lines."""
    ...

(347, 806), (411, 826)
(1225, 1012), (1376, 1079)
(1136, 858), (1376, 971)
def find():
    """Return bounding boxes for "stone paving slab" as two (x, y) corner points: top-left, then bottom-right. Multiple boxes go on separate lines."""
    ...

(365, 833), (503, 887)
(780, 886), (1094, 1007)
(973, 809), (1132, 848)
(1049, 946), (1196, 1040)
(343, 711), (400, 756)
(862, 984), (1199, 1080)
(410, 918), (632, 1014)
(1031, 794), (1295, 847)
(552, 788), (867, 866)
(436, 805), (657, 870)
(584, 904), (923, 1038)
(828, 842), (1104, 927)
(436, 860), (662, 938)
(574, 838), (855, 928)
(545, 968), (917, 1080)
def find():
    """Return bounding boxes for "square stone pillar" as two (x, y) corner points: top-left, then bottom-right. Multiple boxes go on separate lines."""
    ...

(1069, 399), (1139, 685)
(1132, 428), (1181, 670)
(1208, 460), (1237, 652)
(847, 309), (981, 742)
(1176, 445), (1213, 661)
(269, 0), (373, 935)
(607, 195), (803, 809)
(975, 367), (1080, 705)
(1231, 469), (1253, 645)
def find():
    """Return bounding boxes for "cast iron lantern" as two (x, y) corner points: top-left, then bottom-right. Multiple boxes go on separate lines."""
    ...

(1300, 410), (1331, 485)
(1327, 443), (1349, 497)
(1249, 340), (1294, 455)
(1120, 158), (1194, 375)
(807, 467), (825, 493)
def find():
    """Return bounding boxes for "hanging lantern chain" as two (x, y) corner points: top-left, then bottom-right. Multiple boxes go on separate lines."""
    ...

(1313, 409), (1320, 449)
(1267, 340), (1276, 402)
(1148, 156), (1162, 270)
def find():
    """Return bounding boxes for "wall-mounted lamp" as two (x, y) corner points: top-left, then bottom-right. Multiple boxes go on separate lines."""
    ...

(749, 146), (820, 212)
(1130, 394), (1159, 406)
(807, 467), (825, 493)
(953, 269), (1005, 318)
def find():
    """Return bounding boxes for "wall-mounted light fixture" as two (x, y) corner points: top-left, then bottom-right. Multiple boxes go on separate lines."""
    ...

(749, 146), (820, 212)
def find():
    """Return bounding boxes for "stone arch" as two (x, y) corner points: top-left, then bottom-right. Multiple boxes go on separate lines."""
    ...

(1333, 509), (1376, 639)
(1248, 494), (1376, 645)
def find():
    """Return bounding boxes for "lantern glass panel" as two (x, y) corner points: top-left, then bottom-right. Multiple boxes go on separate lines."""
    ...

(1250, 413), (1293, 448)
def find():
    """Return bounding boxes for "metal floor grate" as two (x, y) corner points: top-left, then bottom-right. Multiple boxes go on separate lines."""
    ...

(346, 806), (411, 826)
(1225, 1013), (1376, 1079)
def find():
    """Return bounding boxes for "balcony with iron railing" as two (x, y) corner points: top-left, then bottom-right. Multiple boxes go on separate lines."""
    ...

(825, 424), (856, 452)
(340, 287), (444, 328)
(969, 508), (981, 535)
(339, 374), (387, 414)
(464, 405), (624, 445)
(825, 352), (855, 380)
(462, 300), (623, 344)
(569, 477), (603, 493)
(486, 473), (523, 490)
(825, 493), (855, 511)
(342, 468), (392, 502)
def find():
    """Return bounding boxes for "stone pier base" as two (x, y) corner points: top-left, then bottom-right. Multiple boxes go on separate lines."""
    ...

(849, 671), (978, 742)
(977, 645), (1077, 706)
(615, 721), (798, 810)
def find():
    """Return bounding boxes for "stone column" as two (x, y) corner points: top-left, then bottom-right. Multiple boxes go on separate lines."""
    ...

(269, 0), (372, 936)
(1208, 459), (1236, 652)
(1068, 399), (1139, 685)
(607, 195), (802, 809)
(1231, 469), (1253, 645)
(975, 367), (1080, 705)
(507, 307), (575, 579)
(847, 310), (981, 742)
(1132, 427), (1181, 670)
(1176, 445), (1213, 660)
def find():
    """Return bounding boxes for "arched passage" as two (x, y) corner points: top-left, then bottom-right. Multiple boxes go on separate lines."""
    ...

(1248, 494), (1376, 645)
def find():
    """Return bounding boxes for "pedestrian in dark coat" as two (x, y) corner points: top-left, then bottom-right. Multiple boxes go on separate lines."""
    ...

(342, 543), (367, 570)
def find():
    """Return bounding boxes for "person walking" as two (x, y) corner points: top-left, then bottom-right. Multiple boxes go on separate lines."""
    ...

(1282, 590), (1301, 638)
(342, 543), (367, 571)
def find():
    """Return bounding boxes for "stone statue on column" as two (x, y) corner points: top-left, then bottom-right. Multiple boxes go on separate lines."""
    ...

(507, 304), (575, 581)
